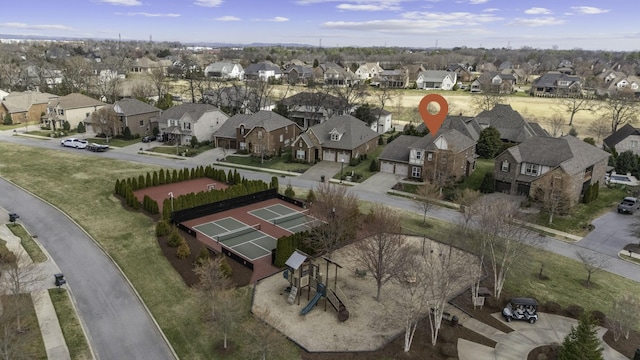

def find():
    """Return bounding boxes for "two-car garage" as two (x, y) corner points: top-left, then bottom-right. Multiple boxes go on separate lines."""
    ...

(380, 161), (409, 177)
(323, 150), (351, 163)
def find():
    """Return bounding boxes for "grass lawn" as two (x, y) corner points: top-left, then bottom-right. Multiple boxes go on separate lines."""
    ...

(148, 143), (215, 157)
(26, 130), (56, 138)
(332, 145), (384, 183)
(48, 289), (92, 360)
(0, 294), (47, 359)
(531, 185), (628, 235)
(225, 154), (312, 173)
(89, 137), (140, 147)
(460, 159), (494, 190)
(0, 143), (299, 360)
(7, 223), (47, 263)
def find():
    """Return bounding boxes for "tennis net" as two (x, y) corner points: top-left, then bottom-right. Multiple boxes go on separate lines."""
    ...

(272, 210), (309, 225)
(216, 224), (261, 242)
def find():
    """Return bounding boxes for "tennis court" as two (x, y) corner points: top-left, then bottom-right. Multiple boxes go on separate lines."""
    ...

(193, 217), (277, 261)
(249, 204), (314, 233)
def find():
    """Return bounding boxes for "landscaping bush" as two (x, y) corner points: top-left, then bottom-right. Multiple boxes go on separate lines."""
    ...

(168, 228), (182, 248)
(284, 184), (295, 198)
(590, 310), (607, 326)
(479, 172), (495, 193)
(176, 239), (191, 259)
(306, 189), (316, 203)
(3, 113), (12, 125)
(62, 121), (71, 131)
(0, 243), (17, 264)
(195, 247), (210, 266)
(565, 304), (585, 318)
(219, 256), (233, 278)
(369, 158), (378, 172)
(543, 301), (562, 314)
(156, 220), (172, 236)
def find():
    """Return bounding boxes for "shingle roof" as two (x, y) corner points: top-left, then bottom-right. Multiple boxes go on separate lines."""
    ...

(2, 91), (58, 113)
(409, 129), (475, 153)
(532, 72), (581, 88)
(114, 98), (160, 116)
(418, 70), (451, 82)
(245, 61), (282, 75)
(417, 115), (480, 140)
(603, 123), (639, 149)
(379, 135), (421, 162)
(159, 103), (223, 122)
(475, 104), (548, 142)
(51, 93), (104, 110)
(308, 115), (380, 150)
(214, 111), (298, 139)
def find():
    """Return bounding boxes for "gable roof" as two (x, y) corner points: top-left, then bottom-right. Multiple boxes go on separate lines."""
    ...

(214, 110), (297, 139)
(532, 71), (581, 88)
(379, 135), (422, 162)
(51, 93), (104, 110)
(206, 62), (242, 73)
(1, 91), (58, 113)
(308, 114), (379, 150)
(244, 61), (282, 75)
(505, 135), (610, 175)
(417, 115), (480, 141)
(159, 103), (223, 122)
(603, 123), (639, 149)
(409, 129), (476, 153)
(114, 98), (160, 116)
(475, 104), (548, 143)
(418, 70), (452, 83)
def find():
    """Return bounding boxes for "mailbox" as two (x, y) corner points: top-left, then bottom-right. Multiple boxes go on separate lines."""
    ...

(54, 273), (66, 287)
(9, 213), (19, 223)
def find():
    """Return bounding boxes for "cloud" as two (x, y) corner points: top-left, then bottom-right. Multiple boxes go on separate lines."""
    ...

(215, 16), (240, 21)
(524, 7), (551, 15)
(483, 8), (499, 12)
(571, 6), (609, 14)
(116, 12), (181, 17)
(336, 2), (402, 11)
(194, 0), (223, 7)
(97, 0), (141, 5)
(269, 17), (289, 22)
(0, 22), (74, 31)
(509, 17), (564, 27)
(468, 0), (488, 4)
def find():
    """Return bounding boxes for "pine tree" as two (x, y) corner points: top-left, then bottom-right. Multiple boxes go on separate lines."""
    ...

(558, 313), (604, 360)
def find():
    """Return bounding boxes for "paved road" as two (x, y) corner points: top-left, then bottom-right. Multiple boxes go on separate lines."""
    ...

(0, 177), (175, 360)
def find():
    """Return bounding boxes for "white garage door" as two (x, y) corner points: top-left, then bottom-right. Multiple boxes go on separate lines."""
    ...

(380, 161), (395, 174)
(337, 152), (350, 164)
(323, 150), (336, 162)
(395, 164), (409, 176)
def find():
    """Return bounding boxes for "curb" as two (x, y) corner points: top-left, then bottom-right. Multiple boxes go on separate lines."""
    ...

(1, 179), (179, 360)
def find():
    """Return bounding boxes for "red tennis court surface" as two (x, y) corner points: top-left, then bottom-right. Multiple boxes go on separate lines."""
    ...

(133, 178), (228, 212)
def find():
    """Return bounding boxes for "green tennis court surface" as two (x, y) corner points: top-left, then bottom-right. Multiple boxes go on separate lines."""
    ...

(249, 204), (314, 232)
(193, 217), (277, 261)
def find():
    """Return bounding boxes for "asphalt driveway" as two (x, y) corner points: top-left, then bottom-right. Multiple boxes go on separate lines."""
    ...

(0, 178), (175, 360)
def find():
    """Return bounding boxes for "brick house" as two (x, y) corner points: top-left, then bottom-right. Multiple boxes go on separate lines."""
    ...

(213, 111), (301, 156)
(111, 98), (161, 137)
(0, 91), (58, 125)
(493, 135), (610, 206)
(291, 115), (380, 163)
(157, 103), (229, 145)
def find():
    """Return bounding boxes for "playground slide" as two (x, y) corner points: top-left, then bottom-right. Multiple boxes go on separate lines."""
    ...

(300, 282), (326, 315)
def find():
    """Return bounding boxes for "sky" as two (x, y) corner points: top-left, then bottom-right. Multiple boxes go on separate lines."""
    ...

(1, 0), (639, 51)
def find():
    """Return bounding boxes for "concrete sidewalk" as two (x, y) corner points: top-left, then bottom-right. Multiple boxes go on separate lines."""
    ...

(0, 221), (72, 360)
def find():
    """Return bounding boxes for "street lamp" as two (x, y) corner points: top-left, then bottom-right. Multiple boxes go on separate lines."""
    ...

(340, 159), (345, 184)
(168, 192), (174, 212)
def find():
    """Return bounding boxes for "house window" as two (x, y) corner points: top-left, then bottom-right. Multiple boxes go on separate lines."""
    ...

(285, 126), (288, 133)
(416, 151), (422, 160)
(524, 163), (540, 176)
(501, 160), (510, 172)
(140, 120), (144, 126)
(239, 142), (246, 150)
(331, 133), (340, 141)
(296, 150), (305, 160)
(412, 166), (422, 178)
(258, 131), (263, 139)
(240, 126), (245, 135)
(427, 153), (433, 161)
(86, 113), (90, 117)
(631, 141), (638, 148)
(280, 134), (283, 142)
(59, 109), (64, 116)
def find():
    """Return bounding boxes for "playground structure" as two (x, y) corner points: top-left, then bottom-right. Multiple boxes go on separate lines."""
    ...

(283, 250), (349, 321)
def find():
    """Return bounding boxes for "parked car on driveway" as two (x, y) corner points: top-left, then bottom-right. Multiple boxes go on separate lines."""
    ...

(618, 197), (640, 214)
(142, 135), (156, 143)
(502, 297), (538, 324)
(60, 138), (88, 149)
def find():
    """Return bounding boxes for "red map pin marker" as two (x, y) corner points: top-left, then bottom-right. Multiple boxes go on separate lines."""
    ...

(419, 94), (448, 135)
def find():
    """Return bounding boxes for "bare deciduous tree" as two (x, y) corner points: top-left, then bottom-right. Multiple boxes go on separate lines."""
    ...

(545, 114), (566, 137)
(208, 288), (244, 349)
(413, 182), (441, 225)
(559, 96), (594, 126)
(148, 67), (168, 99)
(352, 204), (410, 301)
(326, 83), (368, 114)
(598, 90), (639, 132)
(471, 80), (508, 113)
(533, 173), (572, 224)
(576, 250), (610, 287)
(194, 257), (233, 320)
(608, 294), (640, 341)
(242, 308), (289, 360)
(307, 183), (360, 257)
(454, 188), (481, 226)
(90, 107), (119, 139)
(588, 116), (612, 143)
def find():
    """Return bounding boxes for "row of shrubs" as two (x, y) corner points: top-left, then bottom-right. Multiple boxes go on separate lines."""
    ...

(114, 165), (229, 193)
(273, 230), (315, 268)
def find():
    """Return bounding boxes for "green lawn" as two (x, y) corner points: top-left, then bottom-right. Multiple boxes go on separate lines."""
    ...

(89, 137), (140, 147)
(26, 130), (56, 138)
(0, 143), (299, 359)
(332, 145), (384, 183)
(0, 294), (47, 359)
(147, 143), (216, 157)
(48, 289), (92, 360)
(7, 223), (47, 263)
(225, 154), (312, 173)
(461, 159), (494, 190)
(532, 185), (628, 235)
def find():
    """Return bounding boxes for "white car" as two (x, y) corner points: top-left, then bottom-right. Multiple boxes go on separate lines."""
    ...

(60, 138), (88, 149)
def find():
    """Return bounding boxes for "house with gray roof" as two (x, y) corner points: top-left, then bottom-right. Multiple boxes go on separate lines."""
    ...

(112, 98), (161, 137)
(204, 62), (244, 80)
(244, 61), (282, 82)
(291, 114), (380, 164)
(379, 127), (476, 181)
(603, 123), (640, 155)
(157, 103), (228, 145)
(530, 71), (582, 97)
(213, 110), (301, 157)
(46, 93), (105, 130)
(283, 64), (314, 85)
(279, 92), (350, 128)
(494, 135), (610, 206)
(474, 104), (548, 143)
(1, 91), (58, 125)
(470, 72), (515, 93)
(416, 71), (457, 90)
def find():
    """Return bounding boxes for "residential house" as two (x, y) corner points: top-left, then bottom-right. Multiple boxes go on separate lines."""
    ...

(129, 57), (167, 74)
(369, 107), (392, 134)
(474, 104), (548, 143)
(291, 115), (380, 164)
(26, 65), (64, 89)
(530, 71), (582, 97)
(204, 62), (244, 80)
(0, 91), (58, 124)
(355, 62), (384, 81)
(244, 61), (283, 82)
(283, 64), (314, 85)
(375, 68), (409, 88)
(378, 135), (421, 177)
(446, 64), (473, 83)
(203, 86), (274, 115)
(493, 135), (609, 206)
(317, 63), (356, 86)
(213, 111), (301, 156)
(405, 64), (428, 86)
(46, 93), (105, 130)
(501, 68), (527, 84)
(470, 72), (515, 93)
(279, 92), (349, 128)
(111, 98), (161, 136)
(603, 124), (640, 156)
(416, 71), (457, 90)
(157, 103), (229, 145)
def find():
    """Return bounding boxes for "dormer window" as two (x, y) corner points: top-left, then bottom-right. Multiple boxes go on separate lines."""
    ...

(331, 133), (339, 141)
(501, 160), (510, 172)
(416, 151), (422, 160)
